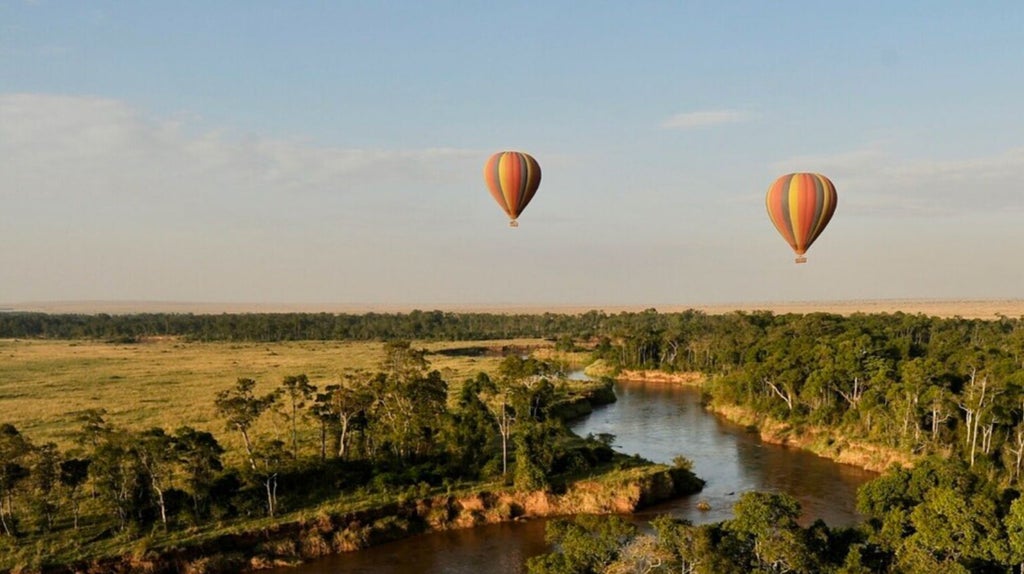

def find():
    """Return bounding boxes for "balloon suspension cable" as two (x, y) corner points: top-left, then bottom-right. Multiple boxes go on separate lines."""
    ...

(509, 219), (519, 228)
(795, 256), (807, 264)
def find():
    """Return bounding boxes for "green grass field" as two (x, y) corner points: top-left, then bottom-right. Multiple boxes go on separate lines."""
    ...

(0, 337), (588, 452)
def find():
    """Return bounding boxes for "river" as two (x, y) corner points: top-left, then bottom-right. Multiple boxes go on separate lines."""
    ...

(274, 379), (877, 573)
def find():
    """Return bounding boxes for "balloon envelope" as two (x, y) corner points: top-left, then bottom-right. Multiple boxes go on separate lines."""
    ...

(765, 173), (837, 263)
(483, 151), (541, 227)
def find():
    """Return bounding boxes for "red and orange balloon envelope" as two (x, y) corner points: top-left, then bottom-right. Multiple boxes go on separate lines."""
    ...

(483, 151), (541, 227)
(765, 173), (838, 264)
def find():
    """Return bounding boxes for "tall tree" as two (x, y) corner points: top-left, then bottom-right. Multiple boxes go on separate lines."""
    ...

(172, 426), (223, 521)
(214, 378), (279, 471)
(58, 457), (89, 530)
(27, 443), (61, 532)
(133, 428), (177, 526)
(0, 424), (31, 537)
(279, 374), (316, 459)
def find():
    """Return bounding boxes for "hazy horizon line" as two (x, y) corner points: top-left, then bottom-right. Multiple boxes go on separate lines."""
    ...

(5, 298), (1024, 319)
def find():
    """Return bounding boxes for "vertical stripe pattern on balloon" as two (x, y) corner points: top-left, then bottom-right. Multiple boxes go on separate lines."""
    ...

(483, 151), (542, 223)
(765, 172), (837, 258)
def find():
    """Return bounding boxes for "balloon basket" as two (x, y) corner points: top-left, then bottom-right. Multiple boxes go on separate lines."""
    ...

(795, 256), (807, 264)
(509, 220), (519, 228)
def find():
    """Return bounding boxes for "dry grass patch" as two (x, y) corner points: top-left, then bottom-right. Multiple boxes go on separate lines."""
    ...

(0, 337), (552, 453)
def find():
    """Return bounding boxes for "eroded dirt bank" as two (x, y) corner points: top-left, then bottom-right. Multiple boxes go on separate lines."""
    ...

(37, 466), (701, 574)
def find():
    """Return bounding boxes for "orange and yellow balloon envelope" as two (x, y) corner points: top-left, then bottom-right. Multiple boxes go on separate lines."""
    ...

(483, 151), (541, 227)
(765, 173), (838, 263)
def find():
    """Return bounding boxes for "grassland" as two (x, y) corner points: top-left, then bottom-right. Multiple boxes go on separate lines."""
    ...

(0, 337), (589, 454)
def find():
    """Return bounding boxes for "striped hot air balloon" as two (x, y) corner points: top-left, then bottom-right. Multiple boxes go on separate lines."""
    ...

(483, 151), (541, 227)
(765, 173), (838, 264)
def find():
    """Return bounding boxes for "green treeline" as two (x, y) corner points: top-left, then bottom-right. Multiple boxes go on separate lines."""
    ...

(0, 311), (611, 341)
(0, 343), (629, 571)
(533, 310), (1024, 573)
(601, 310), (1024, 477)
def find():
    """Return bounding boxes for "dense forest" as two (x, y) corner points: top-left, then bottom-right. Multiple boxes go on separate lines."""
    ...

(548, 310), (1024, 573)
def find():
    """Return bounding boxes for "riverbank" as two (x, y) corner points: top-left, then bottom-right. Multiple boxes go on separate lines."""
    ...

(707, 403), (913, 473)
(30, 465), (701, 574)
(607, 369), (913, 474)
(616, 370), (704, 385)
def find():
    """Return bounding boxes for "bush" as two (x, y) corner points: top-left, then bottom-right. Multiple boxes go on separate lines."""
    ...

(672, 455), (694, 471)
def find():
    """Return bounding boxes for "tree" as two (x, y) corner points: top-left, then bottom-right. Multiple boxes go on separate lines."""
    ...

(479, 376), (517, 476)
(1005, 497), (1024, 574)
(89, 430), (153, 531)
(133, 428), (176, 526)
(650, 516), (710, 574)
(214, 378), (279, 471)
(512, 420), (559, 492)
(0, 424), (31, 536)
(251, 439), (287, 518)
(58, 457), (89, 530)
(604, 534), (671, 574)
(325, 372), (372, 459)
(172, 426), (223, 521)
(727, 491), (816, 573)
(481, 356), (561, 477)
(526, 514), (637, 574)
(27, 443), (61, 532)
(903, 487), (1007, 570)
(367, 343), (448, 461)
(279, 374), (316, 459)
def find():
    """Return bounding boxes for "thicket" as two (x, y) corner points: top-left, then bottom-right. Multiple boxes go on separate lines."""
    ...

(531, 457), (1024, 573)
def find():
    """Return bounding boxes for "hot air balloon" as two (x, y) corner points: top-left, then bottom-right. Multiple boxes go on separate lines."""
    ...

(483, 151), (541, 227)
(765, 173), (837, 264)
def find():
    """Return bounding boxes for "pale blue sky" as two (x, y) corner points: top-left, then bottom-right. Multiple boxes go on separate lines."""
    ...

(3, 1), (1024, 307)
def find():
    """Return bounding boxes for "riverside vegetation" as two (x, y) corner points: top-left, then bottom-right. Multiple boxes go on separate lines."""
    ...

(0, 335), (701, 573)
(9, 309), (1024, 572)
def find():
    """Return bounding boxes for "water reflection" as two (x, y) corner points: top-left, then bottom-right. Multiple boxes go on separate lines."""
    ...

(572, 381), (875, 526)
(277, 521), (549, 574)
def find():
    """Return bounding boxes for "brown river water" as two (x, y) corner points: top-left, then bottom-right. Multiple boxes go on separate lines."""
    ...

(272, 379), (877, 574)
